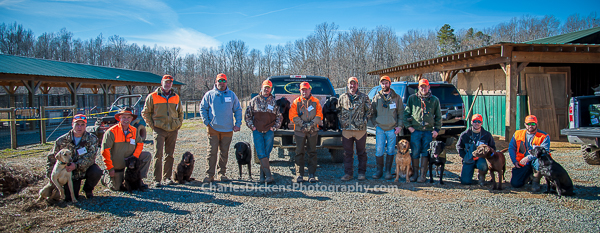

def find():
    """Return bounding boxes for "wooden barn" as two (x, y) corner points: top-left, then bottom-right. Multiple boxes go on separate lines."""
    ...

(367, 27), (600, 141)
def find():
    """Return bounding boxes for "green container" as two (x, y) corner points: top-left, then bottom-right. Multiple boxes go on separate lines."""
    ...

(589, 104), (600, 126)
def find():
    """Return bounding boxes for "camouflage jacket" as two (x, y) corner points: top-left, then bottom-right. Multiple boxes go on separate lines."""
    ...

(46, 130), (99, 180)
(336, 91), (372, 131)
(244, 93), (283, 132)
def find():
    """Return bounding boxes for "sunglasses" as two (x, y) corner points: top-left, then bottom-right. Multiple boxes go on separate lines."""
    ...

(74, 115), (86, 120)
(472, 120), (482, 124)
(218, 80), (227, 83)
(526, 123), (536, 126)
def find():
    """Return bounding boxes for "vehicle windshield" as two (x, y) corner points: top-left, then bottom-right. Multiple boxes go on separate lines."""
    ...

(406, 85), (462, 104)
(271, 79), (334, 95)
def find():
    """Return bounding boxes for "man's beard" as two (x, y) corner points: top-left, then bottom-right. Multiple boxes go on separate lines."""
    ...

(527, 127), (536, 133)
(382, 87), (390, 92)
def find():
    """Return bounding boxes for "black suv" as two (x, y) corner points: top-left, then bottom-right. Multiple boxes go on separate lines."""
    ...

(367, 81), (466, 143)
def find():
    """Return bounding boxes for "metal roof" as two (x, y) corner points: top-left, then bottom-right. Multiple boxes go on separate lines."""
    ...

(524, 27), (600, 44)
(0, 54), (184, 86)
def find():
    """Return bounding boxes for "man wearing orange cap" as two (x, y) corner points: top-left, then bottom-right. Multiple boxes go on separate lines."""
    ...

(142, 74), (184, 187)
(244, 80), (282, 183)
(456, 114), (496, 185)
(200, 73), (243, 183)
(337, 77), (371, 181)
(508, 115), (550, 191)
(289, 81), (323, 183)
(45, 114), (101, 201)
(101, 108), (152, 191)
(403, 79), (442, 183)
(370, 76), (403, 180)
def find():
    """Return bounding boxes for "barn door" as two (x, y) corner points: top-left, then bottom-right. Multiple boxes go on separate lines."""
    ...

(526, 74), (560, 139)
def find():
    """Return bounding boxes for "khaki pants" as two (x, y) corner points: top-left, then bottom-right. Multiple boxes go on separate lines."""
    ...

(206, 125), (233, 177)
(152, 127), (178, 182)
(107, 151), (151, 191)
(295, 134), (318, 176)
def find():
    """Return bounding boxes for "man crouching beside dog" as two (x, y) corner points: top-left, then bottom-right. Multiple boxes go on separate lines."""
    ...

(43, 114), (101, 201)
(508, 115), (550, 192)
(244, 80), (282, 183)
(100, 108), (152, 191)
(456, 114), (496, 186)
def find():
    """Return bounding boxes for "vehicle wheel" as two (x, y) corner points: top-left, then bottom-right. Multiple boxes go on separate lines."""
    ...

(581, 145), (600, 165)
(329, 149), (344, 163)
(135, 124), (147, 142)
(253, 146), (260, 164)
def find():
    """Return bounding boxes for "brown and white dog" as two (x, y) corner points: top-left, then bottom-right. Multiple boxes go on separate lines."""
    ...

(473, 144), (508, 190)
(38, 149), (77, 203)
(394, 139), (413, 183)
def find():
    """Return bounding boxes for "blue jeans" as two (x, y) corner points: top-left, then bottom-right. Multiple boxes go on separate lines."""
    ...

(460, 158), (488, 185)
(410, 130), (433, 159)
(375, 126), (396, 157)
(252, 130), (274, 160)
(510, 159), (540, 188)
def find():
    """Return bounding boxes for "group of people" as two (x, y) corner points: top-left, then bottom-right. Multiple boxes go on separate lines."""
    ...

(45, 74), (550, 201)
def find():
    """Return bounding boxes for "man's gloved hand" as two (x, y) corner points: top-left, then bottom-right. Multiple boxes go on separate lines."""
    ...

(519, 155), (536, 166)
(301, 122), (312, 133)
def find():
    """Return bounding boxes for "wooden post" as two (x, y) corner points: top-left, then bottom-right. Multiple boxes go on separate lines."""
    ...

(505, 61), (518, 141)
(3, 84), (18, 108)
(185, 101), (189, 120)
(40, 106), (46, 144)
(194, 100), (198, 118)
(66, 82), (81, 110)
(1, 108), (18, 149)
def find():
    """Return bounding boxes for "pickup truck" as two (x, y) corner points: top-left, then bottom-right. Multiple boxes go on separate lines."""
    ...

(560, 94), (600, 165)
(252, 75), (344, 163)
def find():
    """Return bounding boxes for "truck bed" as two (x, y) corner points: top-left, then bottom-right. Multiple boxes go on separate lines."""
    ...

(561, 127), (600, 138)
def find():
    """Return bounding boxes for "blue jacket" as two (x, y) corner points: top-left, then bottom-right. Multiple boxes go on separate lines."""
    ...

(508, 129), (550, 166)
(200, 86), (242, 132)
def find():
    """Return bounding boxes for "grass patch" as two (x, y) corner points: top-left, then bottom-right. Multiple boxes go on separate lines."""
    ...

(179, 119), (205, 130)
(0, 144), (53, 159)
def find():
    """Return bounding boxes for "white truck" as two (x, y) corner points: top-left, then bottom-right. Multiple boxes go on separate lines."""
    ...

(560, 94), (600, 165)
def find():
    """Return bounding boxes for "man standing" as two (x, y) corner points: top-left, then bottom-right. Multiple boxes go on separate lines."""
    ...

(370, 76), (403, 180)
(142, 75), (184, 187)
(337, 77), (371, 181)
(101, 109), (152, 191)
(245, 80), (282, 183)
(508, 115), (550, 191)
(456, 114), (496, 185)
(289, 81), (323, 183)
(46, 114), (101, 200)
(200, 73), (242, 183)
(404, 79), (442, 183)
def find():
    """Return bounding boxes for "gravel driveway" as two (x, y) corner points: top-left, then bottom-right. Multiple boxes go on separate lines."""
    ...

(5, 118), (600, 232)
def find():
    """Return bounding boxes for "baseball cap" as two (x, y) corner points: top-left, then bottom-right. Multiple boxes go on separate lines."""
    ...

(216, 73), (227, 81)
(525, 115), (538, 124)
(380, 76), (391, 83)
(472, 114), (483, 122)
(262, 80), (273, 88)
(162, 75), (174, 81)
(347, 77), (358, 84)
(418, 79), (430, 86)
(73, 114), (87, 124)
(299, 82), (311, 90)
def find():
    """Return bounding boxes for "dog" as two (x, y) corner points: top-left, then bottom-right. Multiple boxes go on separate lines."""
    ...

(234, 142), (253, 180)
(38, 149), (76, 203)
(530, 147), (575, 196)
(174, 151), (195, 184)
(428, 140), (447, 184)
(394, 139), (413, 183)
(276, 97), (291, 130)
(322, 96), (339, 131)
(473, 145), (508, 190)
(124, 156), (145, 193)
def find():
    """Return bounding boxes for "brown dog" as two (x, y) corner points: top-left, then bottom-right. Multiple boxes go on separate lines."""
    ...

(473, 144), (508, 190)
(38, 149), (77, 203)
(394, 139), (413, 183)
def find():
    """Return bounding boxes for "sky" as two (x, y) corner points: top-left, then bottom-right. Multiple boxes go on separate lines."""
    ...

(1, 0), (598, 55)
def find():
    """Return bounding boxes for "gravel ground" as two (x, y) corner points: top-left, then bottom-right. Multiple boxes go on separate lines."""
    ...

(3, 118), (600, 232)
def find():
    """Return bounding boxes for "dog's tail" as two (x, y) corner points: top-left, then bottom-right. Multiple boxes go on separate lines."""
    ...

(499, 148), (508, 153)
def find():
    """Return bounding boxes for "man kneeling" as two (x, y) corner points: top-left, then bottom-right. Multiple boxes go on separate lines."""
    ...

(101, 108), (151, 191)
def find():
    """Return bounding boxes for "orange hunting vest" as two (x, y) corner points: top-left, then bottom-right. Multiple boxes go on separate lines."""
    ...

(514, 129), (548, 162)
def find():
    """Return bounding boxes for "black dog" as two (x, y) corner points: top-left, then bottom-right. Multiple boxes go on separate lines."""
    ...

(124, 156), (144, 193)
(275, 97), (291, 130)
(322, 96), (339, 131)
(174, 151), (195, 184)
(530, 147), (575, 196)
(234, 142), (253, 180)
(428, 140), (447, 184)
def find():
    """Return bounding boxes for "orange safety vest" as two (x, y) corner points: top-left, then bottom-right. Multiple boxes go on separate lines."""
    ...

(514, 129), (549, 162)
(101, 123), (143, 170)
(151, 92), (180, 106)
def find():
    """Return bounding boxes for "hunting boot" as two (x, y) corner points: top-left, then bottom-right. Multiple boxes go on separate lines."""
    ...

(372, 156), (384, 179)
(531, 171), (542, 192)
(384, 154), (395, 180)
(260, 158), (275, 183)
(417, 157), (429, 183)
(477, 170), (487, 186)
(259, 164), (265, 183)
(410, 158), (419, 182)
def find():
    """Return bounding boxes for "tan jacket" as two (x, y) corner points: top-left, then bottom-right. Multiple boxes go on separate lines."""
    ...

(142, 87), (184, 132)
(370, 89), (403, 131)
(101, 123), (143, 171)
(289, 95), (323, 137)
